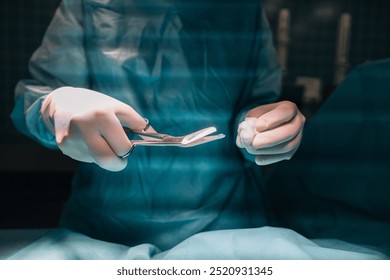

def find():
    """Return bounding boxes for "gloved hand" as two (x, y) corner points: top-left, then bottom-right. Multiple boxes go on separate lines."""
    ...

(41, 86), (150, 171)
(236, 101), (305, 165)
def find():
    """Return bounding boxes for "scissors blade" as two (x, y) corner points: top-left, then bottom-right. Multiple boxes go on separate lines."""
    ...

(129, 133), (225, 147)
(181, 127), (217, 145)
(181, 133), (225, 147)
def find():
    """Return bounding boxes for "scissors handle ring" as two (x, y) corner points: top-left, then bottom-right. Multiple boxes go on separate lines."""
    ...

(141, 118), (151, 133)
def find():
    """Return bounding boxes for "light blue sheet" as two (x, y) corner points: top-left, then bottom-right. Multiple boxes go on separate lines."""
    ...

(8, 227), (386, 260)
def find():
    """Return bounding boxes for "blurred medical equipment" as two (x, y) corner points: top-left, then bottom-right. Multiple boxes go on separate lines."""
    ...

(122, 121), (225, 158)
(334, 13), (352, 85)
(276, 8), (322, 118)
(323, 13), (352, 102)
(277, 8), (290, 78)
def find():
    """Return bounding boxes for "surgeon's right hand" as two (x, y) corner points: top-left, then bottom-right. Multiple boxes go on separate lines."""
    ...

(41, 87), (148, 172)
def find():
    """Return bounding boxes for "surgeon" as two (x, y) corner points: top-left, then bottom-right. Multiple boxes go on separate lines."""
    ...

(9, 0), (309, 258)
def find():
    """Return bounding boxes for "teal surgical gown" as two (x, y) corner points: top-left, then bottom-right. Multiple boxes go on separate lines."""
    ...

(9, 0), (388, 259)
(12, 0), (281, 249)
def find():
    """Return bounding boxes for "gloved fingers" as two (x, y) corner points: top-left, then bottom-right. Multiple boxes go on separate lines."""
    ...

(58, 138), (95, 163)
(246, 102), (280, 119)
(236, 118), (257, 148)
(252, 101), (298, 133)
(96, 112), (133, 158)
(238, 101), (305, 164)
(52, 110), (73, 145)
(255, 146), (299, 166)
(246, 130), (303, 155)
(57, 121), (127, 171)
(115, 104), (151, 132)
(252, 112), (304, 148)
(84, 131), (128, 172)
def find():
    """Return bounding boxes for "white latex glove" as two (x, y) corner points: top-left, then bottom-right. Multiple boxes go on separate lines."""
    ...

(236, 100), (306, 165)
(41, 86), (150, 172)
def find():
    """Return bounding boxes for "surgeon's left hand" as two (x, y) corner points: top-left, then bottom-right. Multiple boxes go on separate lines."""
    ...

(236, 101), (305, 165)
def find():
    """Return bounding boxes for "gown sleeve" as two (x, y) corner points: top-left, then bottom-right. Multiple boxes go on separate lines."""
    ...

(10, 0), (89, 149)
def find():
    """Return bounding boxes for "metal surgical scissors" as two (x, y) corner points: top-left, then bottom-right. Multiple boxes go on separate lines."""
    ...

(120, 119), (225, 158)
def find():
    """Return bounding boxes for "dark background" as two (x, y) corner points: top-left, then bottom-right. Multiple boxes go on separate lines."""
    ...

(1, 0), (389, 228)
(1, 0), (75, 228)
